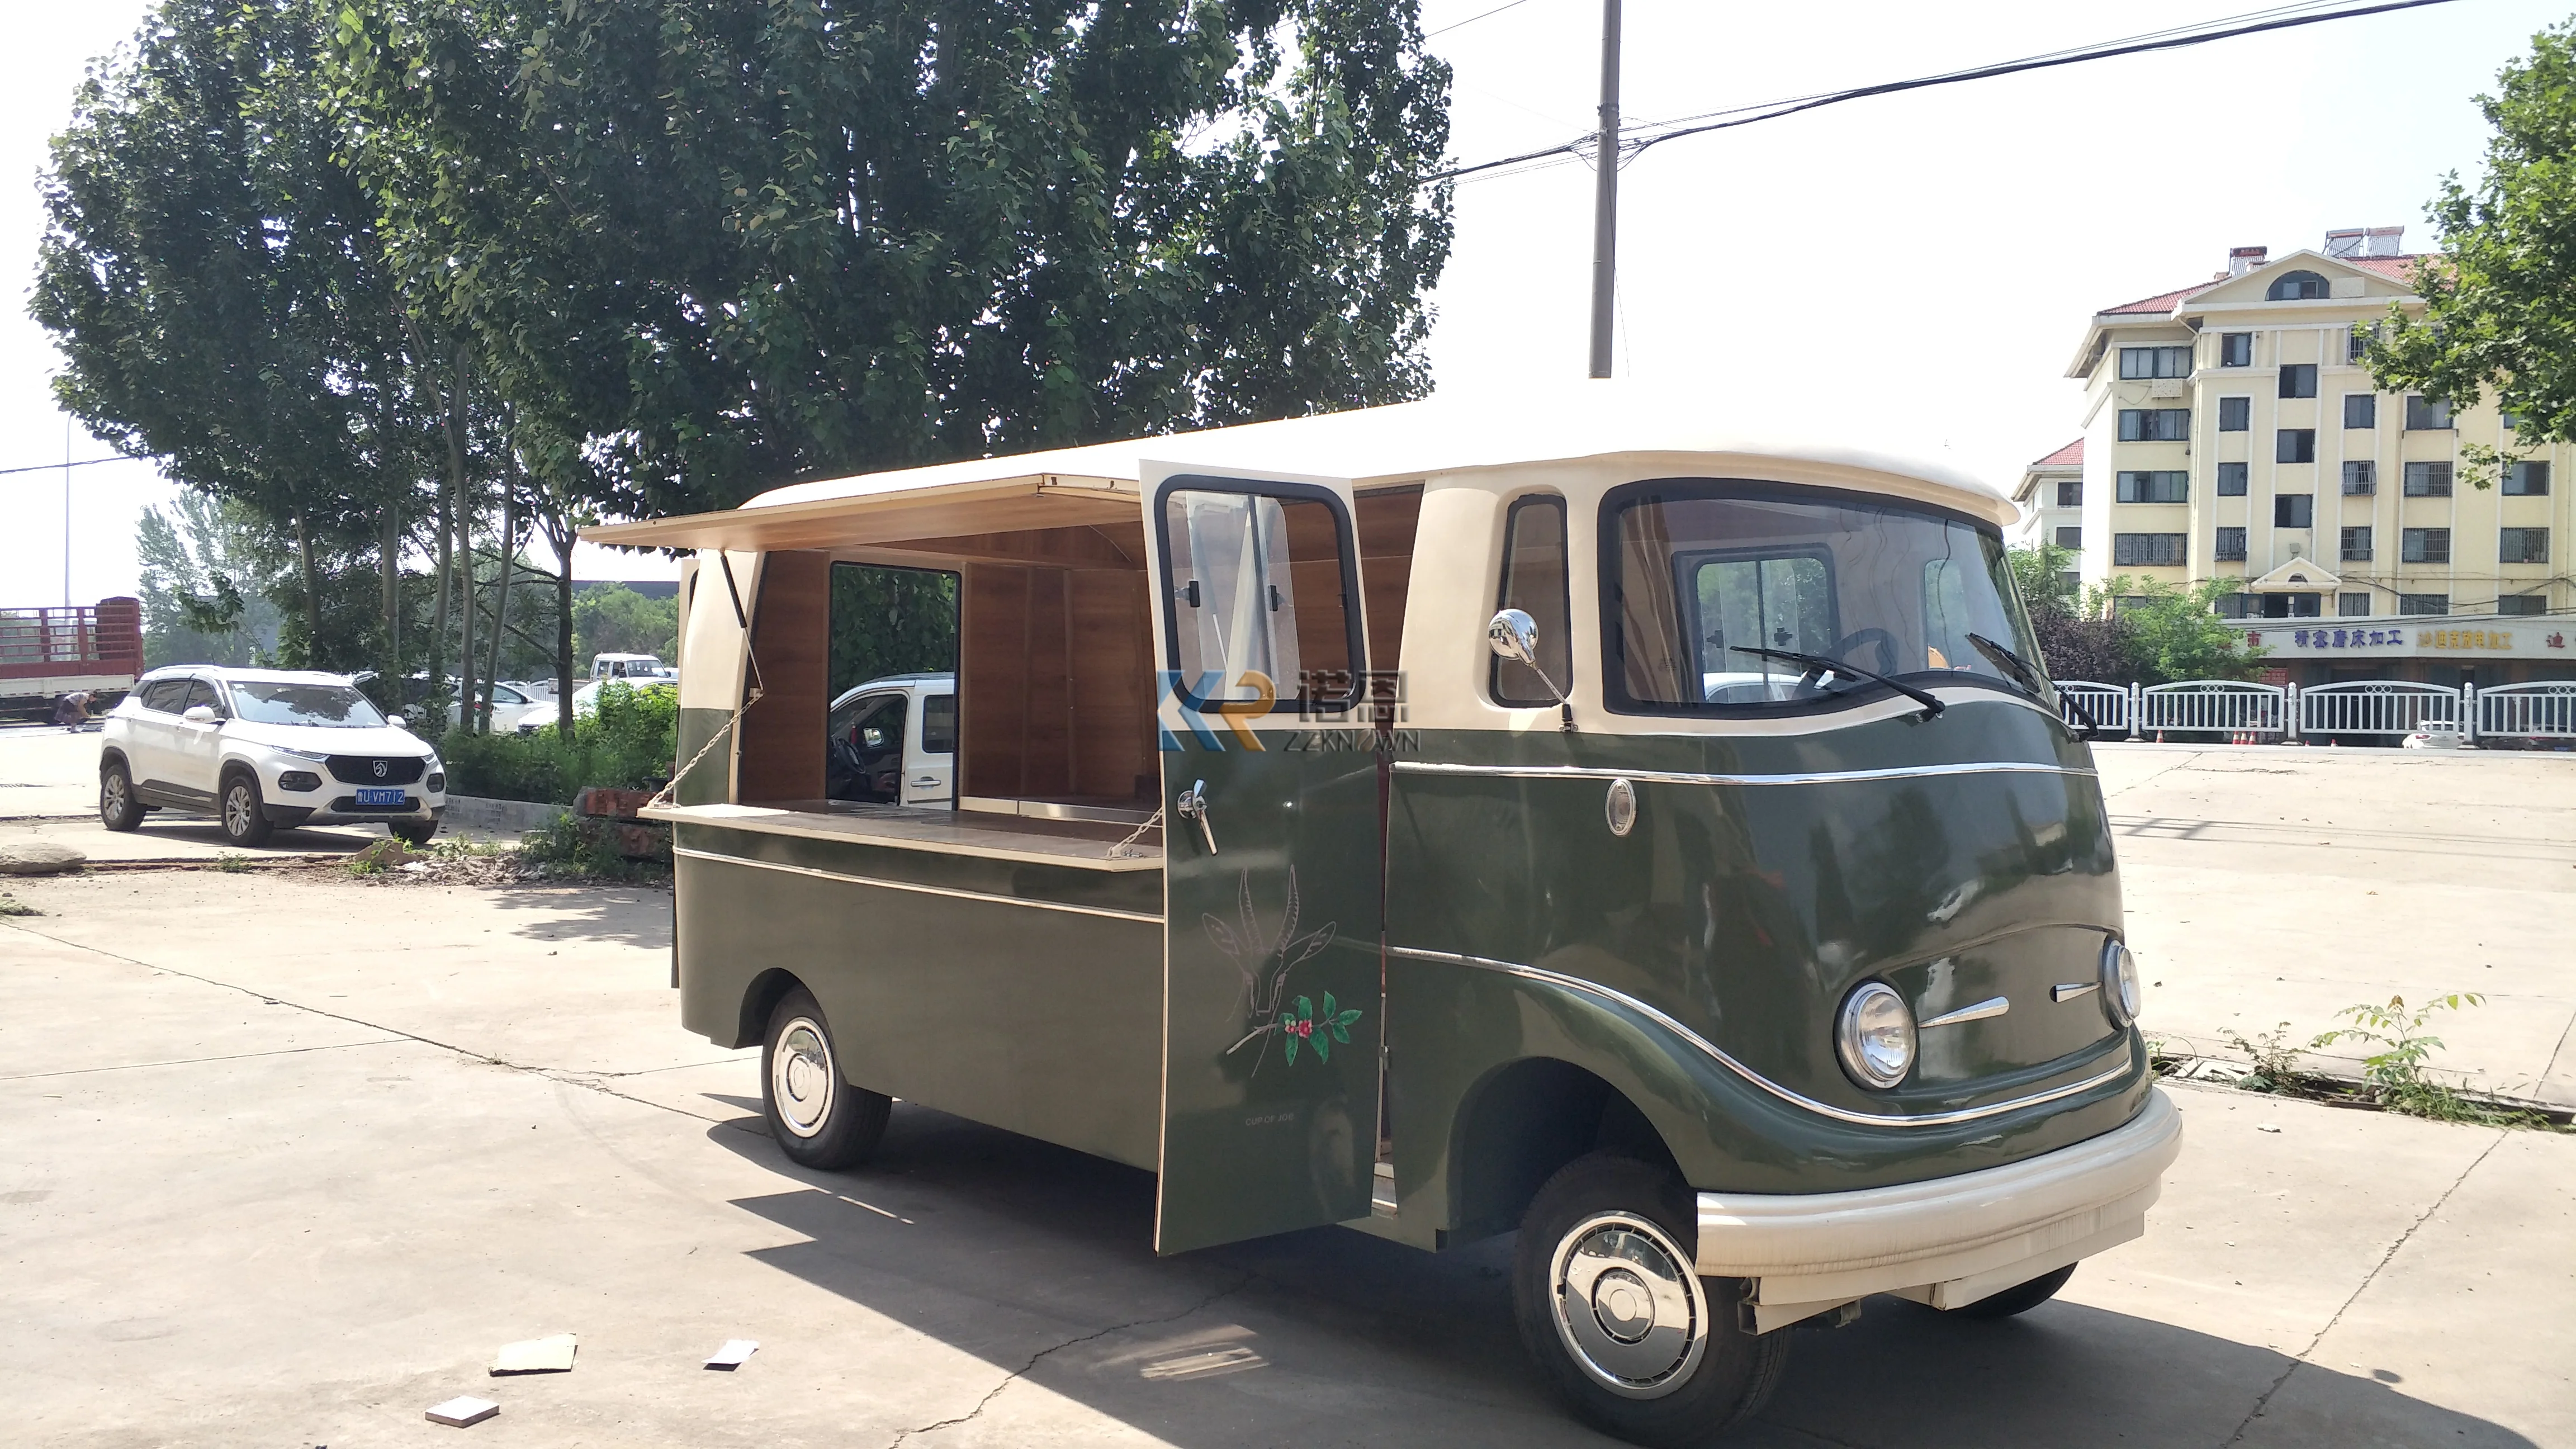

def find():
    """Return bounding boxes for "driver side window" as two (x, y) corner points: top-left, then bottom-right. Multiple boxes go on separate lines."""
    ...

(826, 693), (908, 803)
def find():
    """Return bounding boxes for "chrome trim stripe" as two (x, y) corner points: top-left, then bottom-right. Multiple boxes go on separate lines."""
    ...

(1917, 996), (2010, 1029)
(1386, 945), (2130, 1128)
(2052, 982), (2101, 1003)
(674, 846), (1163, 924)
(1389, 760), (2095, 788)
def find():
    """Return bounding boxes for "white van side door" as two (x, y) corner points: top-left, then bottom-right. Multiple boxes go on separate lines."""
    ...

(901, 688), (956, 804)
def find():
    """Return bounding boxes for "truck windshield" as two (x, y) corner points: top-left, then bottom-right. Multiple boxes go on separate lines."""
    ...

(1604, 481), (2048, 713)
(226, 681), (389, 728)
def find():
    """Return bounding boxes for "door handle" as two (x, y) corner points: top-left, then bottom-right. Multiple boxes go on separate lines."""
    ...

(1176, 779), (1216, 854)
(910, 776), (940, 788)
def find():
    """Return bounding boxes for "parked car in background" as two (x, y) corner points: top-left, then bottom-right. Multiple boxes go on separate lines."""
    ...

(570, 676), (679, 718)
(446, 679), (553, 734)
(98, 666), (444, 847)
(591, 652), (672, 680)
(825, 673), (956, 805)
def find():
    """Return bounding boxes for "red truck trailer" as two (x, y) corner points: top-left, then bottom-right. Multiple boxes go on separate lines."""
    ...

(1, 599), (143, 720)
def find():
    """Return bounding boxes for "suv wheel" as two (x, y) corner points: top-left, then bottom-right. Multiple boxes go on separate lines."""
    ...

(219, 771), (273, 847)
(100, 758), (143, 832)
(1513, 1152), (1791, 1448)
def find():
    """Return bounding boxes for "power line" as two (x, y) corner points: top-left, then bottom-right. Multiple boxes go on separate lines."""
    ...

(1427, 0), (2460, 183)
(1426, 0), (1535, 40)
(0, 456), (139, 478)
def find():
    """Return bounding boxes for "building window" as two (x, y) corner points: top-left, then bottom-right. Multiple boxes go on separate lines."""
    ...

(2116, 470), (2188, 503)
(2218, 332), (2253, 367)
(2058, 570), (2080, 594)
(2342, 460), (2375, 495)
(2504, 460), (2550, 496)
(2055, 525), (2082, 550)
(2215, 527), (2247, 561)
(2348, 325), (2377, 362)
(2398, 593), (2450, 617)
(2401, 527), (2451, 564)
(2055, 478), (2083, 506)
(2275, 494), (2314, 528)
(2404, 395), (2453, 430)
(2341, 527), (2373, 561)
(2113, 533), (2188, 566)
(2258, 593), (2323, 619)
(2403, 461), (2454, 497)
(2279, 364), (2318, 399)
(2269, 270), (2331, 300)
(2119, 345), (2193, 379)
(2276, 429), (2317, 463)
(2343, 394), (2376, 428)
(2214, 592), (2252, 618)
(2503, 410), (2524, 430)
(2339, 591), (2374, 618)
(2501, 527), (2551, 564)
(2218, 396), (2250, 431)
(2119, 408), (2191, 442)
(2217, 462), (2249, 496)
(2498, 594), (2547, 616)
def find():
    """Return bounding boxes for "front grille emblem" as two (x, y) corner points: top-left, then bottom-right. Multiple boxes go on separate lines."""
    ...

(372, 759), (387, 779)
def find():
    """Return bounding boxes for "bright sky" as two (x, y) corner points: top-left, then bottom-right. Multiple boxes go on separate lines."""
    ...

(2, 0), (2565, 605)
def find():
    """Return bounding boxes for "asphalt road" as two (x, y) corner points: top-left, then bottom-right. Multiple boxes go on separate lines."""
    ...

(3, 868), (2569, 1449)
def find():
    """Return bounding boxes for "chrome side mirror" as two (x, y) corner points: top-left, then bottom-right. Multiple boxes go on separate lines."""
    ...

(1485, 608), (1574, 730)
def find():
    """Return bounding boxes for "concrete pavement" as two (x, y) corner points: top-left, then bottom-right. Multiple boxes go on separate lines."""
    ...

(3, 869), (2568, 1448)
(2101, 744), (2576, 1107)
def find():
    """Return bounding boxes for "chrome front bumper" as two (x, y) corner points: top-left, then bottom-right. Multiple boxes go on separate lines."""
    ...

(1696, 1088), (2183, 1332)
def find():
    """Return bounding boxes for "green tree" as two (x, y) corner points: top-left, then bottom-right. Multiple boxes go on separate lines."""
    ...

(2086, 577), (2268, 684)
(828, 565), (959, 698)
(34, 0), (428, 669)
(132, 492), (285, 667)
(332, 0), (1456, 519)
(571, 584), (679, 667)
(2360, 18), (2576, 483)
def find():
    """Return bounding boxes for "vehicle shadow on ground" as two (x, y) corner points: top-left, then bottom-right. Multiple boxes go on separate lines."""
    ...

(477, 882), (673, 950)
(117, 821), (381, 855)
(708, 1105), (2531, 1449)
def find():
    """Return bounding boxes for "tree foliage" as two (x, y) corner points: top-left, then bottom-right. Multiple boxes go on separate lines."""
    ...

(827, 565), (958, 698)
(2009, 546), (2269, 685)
(2362, 17), (2576, 482)
(133, 493), (284, 667)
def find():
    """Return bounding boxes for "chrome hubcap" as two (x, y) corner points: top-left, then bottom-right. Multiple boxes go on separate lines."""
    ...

(103, 775), (127, 813)
(1549, 1212), (1708, 1398)
(770, 1018), (835, 1138)
(224, 786), (254, 835)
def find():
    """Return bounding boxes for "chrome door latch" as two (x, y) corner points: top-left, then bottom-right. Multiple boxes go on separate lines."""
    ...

(1176, 779), (1216, 854)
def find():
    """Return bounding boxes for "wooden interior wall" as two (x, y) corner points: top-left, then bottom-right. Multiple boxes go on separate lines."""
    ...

(737, 550), (830, 803)
(958, 548), (1156, 807)
(1355, 489), (1422, 677)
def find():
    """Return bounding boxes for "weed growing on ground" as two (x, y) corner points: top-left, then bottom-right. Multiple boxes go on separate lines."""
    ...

(0, 892), (35, 916)
(212, 853), (251, 873)
(2226, 1021), (2305, 1092)
(2310, 994), (2554, 1127)
(518, 813), (669, 884)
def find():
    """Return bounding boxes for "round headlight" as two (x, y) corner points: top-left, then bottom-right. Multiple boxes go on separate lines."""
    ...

(2099, 938), (2142, 1027)
(1836, 982), (1916, 1090)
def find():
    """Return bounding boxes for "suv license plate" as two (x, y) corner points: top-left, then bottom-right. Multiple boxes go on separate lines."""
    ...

(354, 788), (408, 808)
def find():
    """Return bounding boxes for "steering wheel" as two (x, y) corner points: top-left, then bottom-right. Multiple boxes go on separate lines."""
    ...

(1830, 627), (1899, 676)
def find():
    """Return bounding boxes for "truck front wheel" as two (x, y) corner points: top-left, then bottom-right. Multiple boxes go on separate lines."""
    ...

(760, 987), (890, 1171)
(1513, 1152), (1791, 1448)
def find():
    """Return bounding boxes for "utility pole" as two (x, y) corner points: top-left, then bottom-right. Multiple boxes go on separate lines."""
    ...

(1587, 0), (1622, 378)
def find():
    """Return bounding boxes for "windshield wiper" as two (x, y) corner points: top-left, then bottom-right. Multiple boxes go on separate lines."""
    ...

(1732, 646), (1943, 721)
(1966, 632), (2096, 740)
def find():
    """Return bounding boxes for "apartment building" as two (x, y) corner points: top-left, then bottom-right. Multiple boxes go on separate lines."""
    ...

(2012, 439), (2083, 593)
(2064, 230), (2574, 685)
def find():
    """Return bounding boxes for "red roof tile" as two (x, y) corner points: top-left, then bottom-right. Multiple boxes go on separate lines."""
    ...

(2099, 283), (2216, 317)
(2100, 253), (2440, 315)
(2030, 439), (2083, 468)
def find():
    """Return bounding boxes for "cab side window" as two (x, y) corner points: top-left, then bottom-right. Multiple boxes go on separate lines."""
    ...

(182, 680), (225, 717)
(140, 679), (189, 713)
(1492, 495), (1571, 707)
(826, 693), (909, 803)
(921, 694), (958, 755)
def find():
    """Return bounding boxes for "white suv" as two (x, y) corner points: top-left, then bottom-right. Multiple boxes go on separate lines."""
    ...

(99, 667), (446, 847)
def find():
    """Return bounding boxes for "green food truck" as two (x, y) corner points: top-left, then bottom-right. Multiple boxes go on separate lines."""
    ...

(587, 390), (2179, 1447)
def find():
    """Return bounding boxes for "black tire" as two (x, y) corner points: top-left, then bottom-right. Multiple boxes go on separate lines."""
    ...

(392, 822), (437, 847)
(218, 771), (273, 848)
(1513, 1152), (1791, 1448)
(99, 757), (143, 832)
(760, 987), (890, 1171)
(1942, 1263), (2076, 1320)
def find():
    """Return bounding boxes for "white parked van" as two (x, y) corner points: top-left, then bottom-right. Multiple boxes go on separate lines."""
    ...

(825, 673), (955, 805)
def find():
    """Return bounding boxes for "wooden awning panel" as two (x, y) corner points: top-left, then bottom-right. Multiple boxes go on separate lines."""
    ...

(582, 474), (1136, 553)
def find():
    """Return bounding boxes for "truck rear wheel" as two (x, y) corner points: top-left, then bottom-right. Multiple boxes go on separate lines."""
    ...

(761, 987), (890, 1171)
(1513, 1152), (1790, 1448)
(1942, 1263), (2075, 1319)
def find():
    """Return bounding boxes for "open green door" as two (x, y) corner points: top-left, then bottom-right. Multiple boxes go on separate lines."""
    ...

(1145, 463), (1385, 1254)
